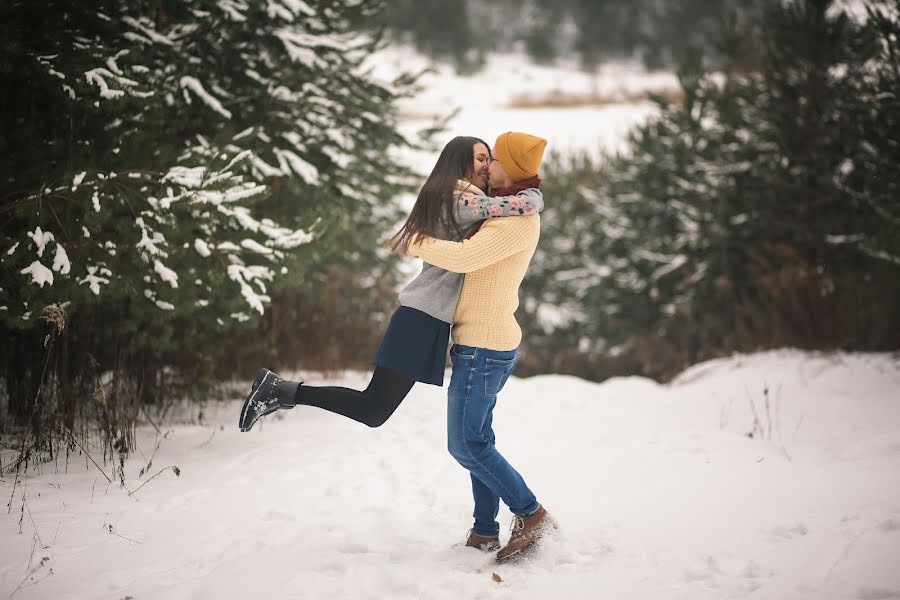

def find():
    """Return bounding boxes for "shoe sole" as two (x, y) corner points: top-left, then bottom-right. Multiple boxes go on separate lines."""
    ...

(495, 542), (537, 564)
(239, 369), (273, 432)
(465, 543), (501, 552)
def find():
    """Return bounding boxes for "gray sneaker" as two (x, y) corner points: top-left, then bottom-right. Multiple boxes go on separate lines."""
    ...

(238, 368), (301, 432)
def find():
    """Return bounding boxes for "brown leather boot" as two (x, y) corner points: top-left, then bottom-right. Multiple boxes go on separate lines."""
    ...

(465, 530), (501, 551)
(496, 505), (556, 563)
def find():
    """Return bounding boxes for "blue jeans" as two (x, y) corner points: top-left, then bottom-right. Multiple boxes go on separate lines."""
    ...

(447, 344), (539, 538)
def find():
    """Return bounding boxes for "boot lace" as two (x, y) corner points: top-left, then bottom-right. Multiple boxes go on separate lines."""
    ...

(510, 514), (525, 536)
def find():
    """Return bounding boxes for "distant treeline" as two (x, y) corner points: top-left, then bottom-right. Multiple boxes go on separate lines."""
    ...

(372, 0), (761, 70)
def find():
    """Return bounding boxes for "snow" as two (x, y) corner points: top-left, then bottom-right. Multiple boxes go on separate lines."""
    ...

(78, 266), (110, 295)
(239, 238), (273, 255)
(274, 28), (325, 67)
(223, 183), (267, 203)
(367, 46), (679, 178)
(27, 226), (54, 257)
(650, 254), (687, 281)
(216, 241), (241, 252)
(273, 0), (315, 17)
(135, 218), (165, 256)
(19, 260), (54, 287)
(830, 0), (874, 22)
(52, 243), (71, 275)
(179, 76), (233, 120)
(121, 16), (175, 46)
(268, 227), (315, 249)
(1, 351), (898, 599)
(273, 148), (319, 184)
(266, 1), (293, 21)
(71, 171), (87, 190)
(163, 165), (206, 189)
(227, 264), (270, 314)
(153, 259), (179, 288)
(84, 68), (127, 99)
(194, 239), (212, 257)
(218, 0), (248, 22)
(250, 154), (283, 178)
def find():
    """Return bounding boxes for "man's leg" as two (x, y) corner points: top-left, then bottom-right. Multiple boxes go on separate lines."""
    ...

(447, 346), (538, 522)
(469, 398), (500, 537)
(470, 475), (501, 537)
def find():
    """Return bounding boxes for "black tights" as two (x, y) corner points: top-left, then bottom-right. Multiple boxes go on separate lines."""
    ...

(292, 366), (415, 428)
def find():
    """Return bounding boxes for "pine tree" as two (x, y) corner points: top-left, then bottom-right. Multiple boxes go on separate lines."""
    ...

(518, 0), (900, 381)
(0, 1), (415, 445)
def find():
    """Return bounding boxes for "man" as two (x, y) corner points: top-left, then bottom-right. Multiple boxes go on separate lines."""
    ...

(408, 131), (556, 563)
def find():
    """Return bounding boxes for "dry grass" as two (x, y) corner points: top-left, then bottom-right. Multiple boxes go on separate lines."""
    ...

(506, 87), (683, 109)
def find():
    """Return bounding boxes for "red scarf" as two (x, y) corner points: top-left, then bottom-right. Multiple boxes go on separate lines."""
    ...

(490, 175), (542, 198)
(465, 175), (542, 239)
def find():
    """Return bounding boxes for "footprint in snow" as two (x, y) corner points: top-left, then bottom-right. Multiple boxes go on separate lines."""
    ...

(875, 519), (900, 533)
(765, 522), (809, 541)
(857, 588), (900, 600)
(261, 509), (296, 523)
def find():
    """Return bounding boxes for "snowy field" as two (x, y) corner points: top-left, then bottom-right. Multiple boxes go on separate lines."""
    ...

(366, 46), (678, 177)
(2, 350), (899, 599)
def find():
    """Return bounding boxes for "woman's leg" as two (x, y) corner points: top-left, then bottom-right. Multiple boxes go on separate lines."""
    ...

(293, 366), (415, 428)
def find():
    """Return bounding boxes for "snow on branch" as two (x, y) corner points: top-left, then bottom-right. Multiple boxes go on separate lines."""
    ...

(650, 255), (688, 281)
(268, 0), (315, 20)
(858, 244), (900, 267)
(28, 227), (55, 257)
(21, 261), (54, 287)
(122, 16), (175, 46)
(79, 266), (111, 295)
(135, 217), (167, 257)
(85, 67), (152, 100)
(163, 166), (207, 189)
(273, 29), (352, 66)
(227, 264), (272, 314)
(273, 148), (319, 184)
(153, 259), (179, 288)
(53, 244), (71, 275)
(180, 77), (233, 119)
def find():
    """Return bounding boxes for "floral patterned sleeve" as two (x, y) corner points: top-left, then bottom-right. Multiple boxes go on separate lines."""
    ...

(454, 188), (543, 228)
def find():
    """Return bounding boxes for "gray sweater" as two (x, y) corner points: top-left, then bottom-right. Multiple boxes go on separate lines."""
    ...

(398, 184), (543, 323)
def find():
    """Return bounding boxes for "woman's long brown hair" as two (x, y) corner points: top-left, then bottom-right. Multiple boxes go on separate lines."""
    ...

(389, 136), (490, 254)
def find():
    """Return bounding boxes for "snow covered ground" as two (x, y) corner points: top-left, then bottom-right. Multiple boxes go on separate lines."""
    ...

(2, 350), (899, 599)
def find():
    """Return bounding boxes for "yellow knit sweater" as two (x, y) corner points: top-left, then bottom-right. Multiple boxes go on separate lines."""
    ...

(410, 215), (540, 350)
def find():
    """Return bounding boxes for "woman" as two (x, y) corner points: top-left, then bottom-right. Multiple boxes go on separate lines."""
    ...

(238, 136), (543, 432)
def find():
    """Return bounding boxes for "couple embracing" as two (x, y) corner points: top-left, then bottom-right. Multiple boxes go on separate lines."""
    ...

(239, 131), (557, 563)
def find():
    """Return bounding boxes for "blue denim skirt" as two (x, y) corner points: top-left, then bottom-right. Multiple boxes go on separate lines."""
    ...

(374, 306), (450, 386)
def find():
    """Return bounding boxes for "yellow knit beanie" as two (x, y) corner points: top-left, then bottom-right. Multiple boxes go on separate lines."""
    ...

(493, 132), (548, 182)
